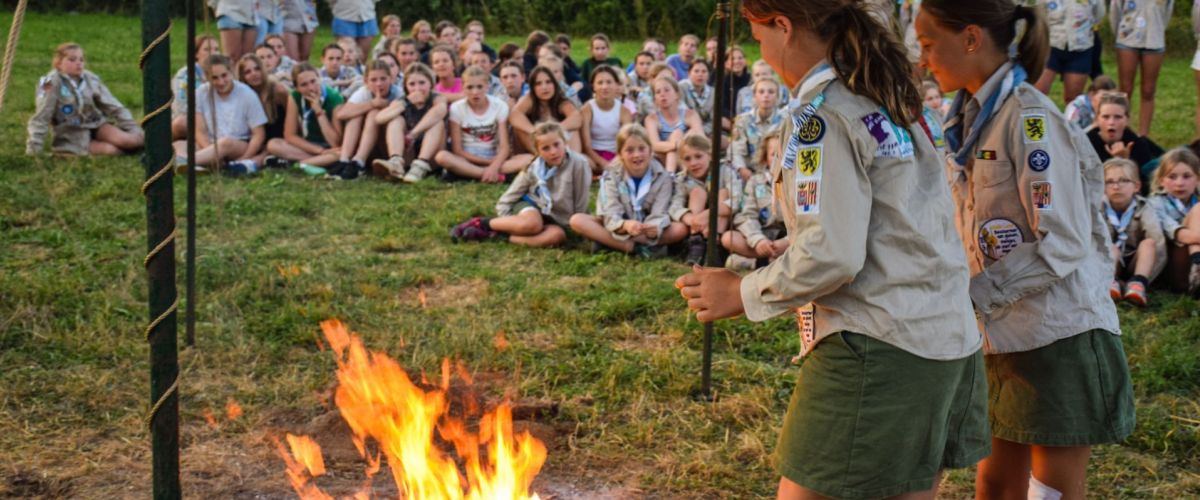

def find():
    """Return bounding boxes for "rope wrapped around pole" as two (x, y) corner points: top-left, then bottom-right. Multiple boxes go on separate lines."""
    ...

(0, 0), (30, 113)
(140, 0), (181, 495)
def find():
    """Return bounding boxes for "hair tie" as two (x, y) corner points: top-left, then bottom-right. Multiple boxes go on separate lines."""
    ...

(1008, 10), (1028, 60)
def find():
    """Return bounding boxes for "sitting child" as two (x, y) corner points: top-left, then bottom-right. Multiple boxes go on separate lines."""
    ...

(644, 75), (704, 173)
(730, 78), (784, 180)
(172, 54), (268, 174)
(735, 60), (789, 116)
(569, 124), (688, 257)
(580, 65), (633, 174)
(498, 61), (527, 109)
(433, 65), (513, 182)
(266, 63), (345, 173)
(669, 134), (738, 265)
(318, 43), (362, 97)
(509, 66), (582, 155)
(723, 131), (788, 266)
(1065, 75), (1116, 132)
(919, 79), (946, 151)
(451, 122), (592, 247)
(679, 59), (716, 137)
(1103, 158), (1166, 306)
(372, 62), (447, 183)
(1147, 148), (1200, 295)
(429, 44), (464, 102)
(330, 60), (402, 179)
(579, 33), (622, 84)
(1088, 92), (1164, 187)
(171, 34), (220, 139)
(27, 42), (144, 156)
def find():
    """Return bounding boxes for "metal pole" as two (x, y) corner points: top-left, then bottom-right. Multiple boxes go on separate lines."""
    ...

(701, 0), (731, 401)
(185, 0), (197, 348)
(141, 0), (181, 496)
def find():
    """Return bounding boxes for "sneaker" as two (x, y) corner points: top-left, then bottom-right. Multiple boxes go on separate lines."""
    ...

(1189, 263), (1200, 298)
(296, 163), (326, 176)
(450, 217), (494, 242)
(1123, 281), (1148, 307)
(725, 254), (756, 271)
(264, 156), (290, 169)
(372, 155), (406, 180)
(403, 158), (432, 183)
(1109, 280), (1123, 301)
(685, 234), (706, 266)
(222, 159), (258, 177)
(633, 243), (667, 259)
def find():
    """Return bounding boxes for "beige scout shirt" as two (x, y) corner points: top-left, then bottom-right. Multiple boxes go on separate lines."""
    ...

(27, 70), (138, 155)
(596, 158), (674, 241)
(495, 151), (593, 227)
(668, 165), (740, 222)
(1046, 0), (1105, 51)
(1110, 0), (1174, 50)
(948, 62), (1119, 355)
(731, 107), (785, 173)
(1108, 195), (1167, 280)
(328, 0), (378, 22)
(208, 0), (257, 25)
(739, 65), (981, 361)
(734, 171), (786, 249)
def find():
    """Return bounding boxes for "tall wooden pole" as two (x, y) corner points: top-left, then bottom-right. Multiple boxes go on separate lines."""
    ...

(140, 0), (182, 496)
(701, 0), (731, 401)
(185, 0), (198, 347)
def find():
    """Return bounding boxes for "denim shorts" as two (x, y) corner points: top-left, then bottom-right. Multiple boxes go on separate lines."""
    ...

(1046, 47), (1093, 75)
(331, 18), (379, 38)
(1115, 42), (1166, 55)
(255, 18), (284, 46)
(216, 15), (255, 31)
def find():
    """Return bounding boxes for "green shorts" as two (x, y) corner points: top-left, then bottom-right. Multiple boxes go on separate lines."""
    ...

(986, 329), (1135, 446)
(775, 332), (989, 499)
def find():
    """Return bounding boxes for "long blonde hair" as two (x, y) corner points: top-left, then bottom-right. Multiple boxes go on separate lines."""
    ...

(1152, 148), (1200, 196)
(238, 54), (278, 122)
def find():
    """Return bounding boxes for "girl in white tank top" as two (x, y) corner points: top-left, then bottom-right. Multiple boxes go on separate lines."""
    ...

(581, 65), (632, 174)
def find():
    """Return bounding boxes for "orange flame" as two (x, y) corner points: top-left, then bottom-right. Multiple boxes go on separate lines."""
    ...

(202, 408), (218, 429)
(226, 399), (243, 420)
(275, 433), (331, 500)
(277, 319), (546, 499)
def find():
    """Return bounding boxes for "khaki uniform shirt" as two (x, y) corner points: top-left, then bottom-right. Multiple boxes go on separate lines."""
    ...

(1111, 0), (1174, 50)
(668, 165), (740, 222)
(948, 63), (1119, 354)
(1108, 195), (1167, 280)
(734, 171), (786, 248)
(596, 159), (674, 242)
(1046, 0), (1105, 51)
(495, 151), (593, 227)
(328, 0), (378, 22)
(27, 70), (137, 155)
(731, 107), (784, 173)
(739, 66), (981, 361)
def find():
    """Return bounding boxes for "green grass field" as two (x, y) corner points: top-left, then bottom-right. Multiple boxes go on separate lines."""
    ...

(1, 12), (1198, 498)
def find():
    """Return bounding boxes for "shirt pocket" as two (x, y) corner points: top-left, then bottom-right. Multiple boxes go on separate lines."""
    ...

(973, 159), (1014, 188)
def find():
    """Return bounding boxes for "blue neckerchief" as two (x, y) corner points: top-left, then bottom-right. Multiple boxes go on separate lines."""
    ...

(1167, 193), (1198, 217)
(626, 170), (654, 222)
(781, 63), (836, 170)
(532, 156), (559, 215)
(1104, 198), (1137, 262)
(944, 63), (1027, 168)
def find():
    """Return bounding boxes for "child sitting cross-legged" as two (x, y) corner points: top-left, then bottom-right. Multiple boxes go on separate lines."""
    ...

(669, 134), (739, 265)
(1102, 158), (1166, 306)
(723, 131), (788, 267)
(371, 62), (447, 183)
(265, 63), (345, 174)
(1147, 147), (1200, 295)
(450, 122), (592, 247)
(569, 124), (688, 258)
(329, 60), (402, 179)
(433, 65), (515, 183)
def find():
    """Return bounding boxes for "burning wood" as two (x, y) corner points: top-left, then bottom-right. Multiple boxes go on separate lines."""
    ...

(275, 319), (547, 499)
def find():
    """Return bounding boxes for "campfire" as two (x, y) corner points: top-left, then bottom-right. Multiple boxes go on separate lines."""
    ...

(276, 319), (547, 499)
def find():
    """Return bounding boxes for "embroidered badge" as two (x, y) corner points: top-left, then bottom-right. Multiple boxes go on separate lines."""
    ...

(1028, 149), (1051, 172)
(797, 116), (825, 144)
(795, 304), (815, 353)
(755, 184), (769, 199)
(1022, 114), (1047, 143)
(862, 110), (914, 158)
(797, 146), (822, 177)
(1032, 181), (1053, 210)
(977, 150), (997, 160)
(978, 218), (1023, 261)
(61, 104), (74, 115)
(796, 180), (820, 215)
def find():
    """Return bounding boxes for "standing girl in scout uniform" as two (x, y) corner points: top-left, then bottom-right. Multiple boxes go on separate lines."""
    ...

(915, 2), (1134, 498)
(210, 0), (258, 61)
(570, 124), (688, 258)
(1033, 0), (1105, 104)
(669, 134), (739, 265)
(27, 43), (144, 157)
(450, 123), (592, 247)
(723, 131), (789, 264)
(1111, 0), (1174, 137)
(1147, 147), (1200, 295)
(731, 77), (785, 181)
(676, 0), (989, 497)
(172, 35), (220, 139)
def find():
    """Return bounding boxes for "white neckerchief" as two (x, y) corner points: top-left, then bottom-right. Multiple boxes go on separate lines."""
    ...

(1104, 198), (1137, 261)
(625, 166), (655, 222)
(532, 156), (559, 215)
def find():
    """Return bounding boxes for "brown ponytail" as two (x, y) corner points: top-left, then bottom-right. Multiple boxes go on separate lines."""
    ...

(741, 0), (920, 127)
(921, 0), (1050, 83)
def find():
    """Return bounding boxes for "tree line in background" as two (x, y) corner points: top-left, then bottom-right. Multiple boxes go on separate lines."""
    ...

(1, 0), (1197, 54)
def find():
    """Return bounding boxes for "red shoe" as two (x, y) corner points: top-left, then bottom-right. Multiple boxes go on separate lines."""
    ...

(1123, 281), (1148, 307)
(1109, 280), (1123, 302)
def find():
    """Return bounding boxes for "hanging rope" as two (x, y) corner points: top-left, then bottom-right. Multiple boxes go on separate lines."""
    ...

(0, 0), (30, 114)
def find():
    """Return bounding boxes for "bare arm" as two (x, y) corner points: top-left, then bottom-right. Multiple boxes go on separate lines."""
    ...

(375, 100), (405, 124)
(644, 114), (674, 154)
(508, 96), (536, 135)
(240, 126), (266, 159)
(558, 101), (582, 131)
(408, 96), (448, 136)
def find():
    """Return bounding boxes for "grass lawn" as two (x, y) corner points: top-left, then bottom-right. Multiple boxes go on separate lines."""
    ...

(1, 12), (1199, 498)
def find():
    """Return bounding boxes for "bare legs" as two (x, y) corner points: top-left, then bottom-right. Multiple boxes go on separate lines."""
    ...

(488, 209), (568, 247)
(1117, 48), (1165, 137)
(977, 438), (1091, 500)
(88, 124), (144, 156)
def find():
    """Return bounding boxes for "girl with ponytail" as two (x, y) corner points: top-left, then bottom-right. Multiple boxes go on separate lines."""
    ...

(676, 1), (988, 498)
(916, 2), (1134, 499)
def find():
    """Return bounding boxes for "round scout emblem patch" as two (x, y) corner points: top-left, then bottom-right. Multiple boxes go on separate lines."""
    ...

(61, 104), (74, 115)
(978, 219), (1022, 261)
(797, 116), (825, 145)
(1028, 149), (1050, 172)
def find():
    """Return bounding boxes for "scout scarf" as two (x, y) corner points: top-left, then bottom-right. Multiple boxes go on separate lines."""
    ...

(1104, 198), (1137, 261)
(299, 85), (329, 139)
(943, 63), (1027, 168)
(531, 157), (558, 216)
(626, 167), (655, 222)
(1165, 193), (1199, 222)
(781, 63), (836, 170)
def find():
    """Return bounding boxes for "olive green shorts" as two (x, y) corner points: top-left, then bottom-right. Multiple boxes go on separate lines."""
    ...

(986, 329), (1135, 446)
(775, 332), (990, 499)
